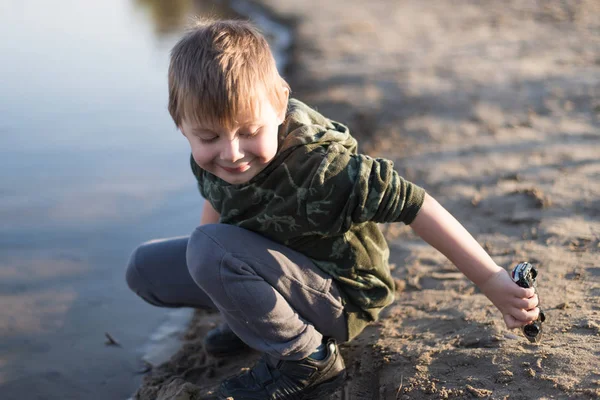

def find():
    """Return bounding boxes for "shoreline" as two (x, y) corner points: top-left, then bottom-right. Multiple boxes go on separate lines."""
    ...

(134, 1), (600, 399)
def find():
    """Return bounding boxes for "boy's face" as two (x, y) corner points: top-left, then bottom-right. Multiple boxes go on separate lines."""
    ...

(180, 95), (286, 185)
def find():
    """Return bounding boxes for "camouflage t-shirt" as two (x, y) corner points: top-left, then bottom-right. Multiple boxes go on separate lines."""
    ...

(191, 98), (425, 340)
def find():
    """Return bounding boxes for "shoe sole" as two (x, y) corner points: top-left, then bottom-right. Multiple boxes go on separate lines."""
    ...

(205, 344), (251, 358)
(214, 371), (346, 399)
(303, 370), (347, 400)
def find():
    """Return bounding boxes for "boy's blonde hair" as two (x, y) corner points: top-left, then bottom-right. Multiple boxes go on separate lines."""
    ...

(168, 19), (290, 129)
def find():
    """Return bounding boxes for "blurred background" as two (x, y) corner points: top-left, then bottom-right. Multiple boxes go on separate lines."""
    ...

(0, 1), (287, 399)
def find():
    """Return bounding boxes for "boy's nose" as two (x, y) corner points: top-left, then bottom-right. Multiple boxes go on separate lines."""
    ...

(220, 138), (244, 163)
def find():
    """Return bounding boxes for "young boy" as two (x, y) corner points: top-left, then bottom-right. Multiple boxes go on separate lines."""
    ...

(126, 19), (540, 399)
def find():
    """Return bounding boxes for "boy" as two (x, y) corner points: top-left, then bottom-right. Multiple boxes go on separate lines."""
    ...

(126, 19), (540, 399)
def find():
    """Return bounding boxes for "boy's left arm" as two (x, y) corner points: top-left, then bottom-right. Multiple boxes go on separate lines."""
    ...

(409, 193), (540, 329)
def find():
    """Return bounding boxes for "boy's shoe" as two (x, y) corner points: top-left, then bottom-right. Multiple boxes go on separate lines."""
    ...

(218, 338), (346, 400)
(204, 323), (249, 357)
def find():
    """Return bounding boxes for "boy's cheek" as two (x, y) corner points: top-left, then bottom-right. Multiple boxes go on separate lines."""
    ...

(255, 137), (279, 162)
(257, 148), (278, 165)
(191, 151), (211, 169)
(258, 142), (278, 159)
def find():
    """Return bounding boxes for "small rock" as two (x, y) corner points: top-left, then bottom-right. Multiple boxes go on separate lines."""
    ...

(394, 278), (406, 292)
(457, 333), (501, 348)
(511, 187), (552, 208)
(407, 276), (422, 290)
(415, 365), (427, 372)
(495, 370), (514, 384)
(578, 319), (600, 334)
(525, 368), (536, 378)
(465, 384), (492, 398)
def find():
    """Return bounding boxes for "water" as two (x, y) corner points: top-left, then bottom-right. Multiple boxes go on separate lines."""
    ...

(0, 1), (288, 399)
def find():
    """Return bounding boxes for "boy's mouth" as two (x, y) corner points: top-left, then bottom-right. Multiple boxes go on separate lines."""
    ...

(220, 163), (251, 174)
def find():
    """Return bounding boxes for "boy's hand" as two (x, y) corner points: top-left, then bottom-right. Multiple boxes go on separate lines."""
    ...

(479, 268), (540, 329)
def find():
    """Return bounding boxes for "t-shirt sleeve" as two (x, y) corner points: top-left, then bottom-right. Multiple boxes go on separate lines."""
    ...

(306, 145), (425, 233)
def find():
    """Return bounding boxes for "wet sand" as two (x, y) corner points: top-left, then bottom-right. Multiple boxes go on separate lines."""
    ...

(135, 1), (600, 398)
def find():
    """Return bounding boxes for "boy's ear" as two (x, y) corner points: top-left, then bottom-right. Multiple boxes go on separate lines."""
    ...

(277, 87), (290, 124)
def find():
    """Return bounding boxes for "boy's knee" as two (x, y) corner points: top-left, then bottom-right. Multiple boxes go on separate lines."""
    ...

(125, 242), (161, 306)
(186, 224), (227, 290)
(125, 245), (144, 293)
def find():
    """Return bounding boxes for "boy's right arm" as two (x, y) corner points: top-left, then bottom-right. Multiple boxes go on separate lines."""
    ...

(200, 200), (220, 225)
(409, 193), (539, 329)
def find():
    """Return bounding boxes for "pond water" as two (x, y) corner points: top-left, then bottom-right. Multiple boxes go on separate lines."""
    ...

(0, 1), (287, 399)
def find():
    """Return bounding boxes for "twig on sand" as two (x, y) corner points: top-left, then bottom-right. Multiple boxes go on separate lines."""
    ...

(104, 332), (121, 347)
(395, 374), (404, 399)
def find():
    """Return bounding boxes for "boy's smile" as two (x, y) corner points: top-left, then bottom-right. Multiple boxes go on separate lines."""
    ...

(180, 94), (287, 185)
(220, 163), (252, 174)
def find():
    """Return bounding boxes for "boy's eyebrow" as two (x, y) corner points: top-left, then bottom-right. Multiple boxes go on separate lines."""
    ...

(193, 126), (215, 132)
(189, 127), (219, 137)
(192, 122), (263, 135)
(190, 127), (214, 134)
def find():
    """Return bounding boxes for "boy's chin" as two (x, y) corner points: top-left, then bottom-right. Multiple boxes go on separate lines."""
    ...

(221, 176), (252, 185)
(216, 170), (256, 185)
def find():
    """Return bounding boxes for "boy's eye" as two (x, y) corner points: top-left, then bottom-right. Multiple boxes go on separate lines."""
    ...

(198, 136), (218, 143)
(241, 128), (260, 137)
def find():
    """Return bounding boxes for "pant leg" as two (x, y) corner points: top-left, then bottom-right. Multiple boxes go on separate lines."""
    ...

(186, 224), (348, 361)
(126, 236), (215, 309)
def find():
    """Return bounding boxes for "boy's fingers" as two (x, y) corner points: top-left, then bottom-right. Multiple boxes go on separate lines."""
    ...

(521, 287), (536, 298)
(512, 307), (540, 323)
(512, 286), (535, 299)
(504, 314), (521, 329)
(528, 307), (540, 321)
(528, 293), (539, 308)
(514, 294), (538, 310)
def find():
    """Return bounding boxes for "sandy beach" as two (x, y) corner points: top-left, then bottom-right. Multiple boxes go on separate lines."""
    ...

(134, 1), (600, 398)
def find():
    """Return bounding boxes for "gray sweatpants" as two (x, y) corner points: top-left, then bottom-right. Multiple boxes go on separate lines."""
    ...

(126, 223), (348, 360)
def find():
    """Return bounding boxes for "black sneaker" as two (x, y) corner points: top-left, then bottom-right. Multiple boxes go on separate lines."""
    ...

(204, 323), (250, 357)
(218, 338), (346, 399)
